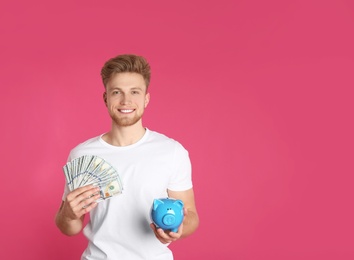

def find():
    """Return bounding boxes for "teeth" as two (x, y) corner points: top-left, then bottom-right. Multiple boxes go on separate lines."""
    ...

(119, 109), (134, 113)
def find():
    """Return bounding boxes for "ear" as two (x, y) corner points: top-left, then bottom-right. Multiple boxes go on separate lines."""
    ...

(103, 92), (107, 106)
(153, 199), (164, 210)
(174, 200), (184, 209)
(145, 92), (150, 108)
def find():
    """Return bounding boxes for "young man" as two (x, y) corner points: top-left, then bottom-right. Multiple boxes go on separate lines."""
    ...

(55, 54), (199, 259)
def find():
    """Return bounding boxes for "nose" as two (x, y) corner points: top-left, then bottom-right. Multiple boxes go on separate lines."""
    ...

(120, 93), (132, 105)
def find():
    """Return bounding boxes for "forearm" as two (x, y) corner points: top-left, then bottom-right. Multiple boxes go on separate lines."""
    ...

(55, 202), (84, 236)
(181, 209), (199, 238)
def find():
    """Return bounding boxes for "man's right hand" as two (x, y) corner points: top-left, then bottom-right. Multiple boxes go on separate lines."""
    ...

(63, 185), (101, 220)
(55, 185), (100, 235)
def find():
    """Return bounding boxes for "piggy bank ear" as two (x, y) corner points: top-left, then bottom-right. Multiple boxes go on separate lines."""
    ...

(153, 199), (164, 210)
(174, 200), (184, 208)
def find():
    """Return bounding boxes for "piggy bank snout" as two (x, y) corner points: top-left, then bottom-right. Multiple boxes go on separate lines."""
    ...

(162, 214), (176, 226)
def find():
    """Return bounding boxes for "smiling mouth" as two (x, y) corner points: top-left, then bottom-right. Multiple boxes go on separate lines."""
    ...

(118, 109), (134, 113)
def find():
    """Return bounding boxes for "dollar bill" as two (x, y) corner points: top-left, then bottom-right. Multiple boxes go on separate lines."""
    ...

(63, 155), (123, 201)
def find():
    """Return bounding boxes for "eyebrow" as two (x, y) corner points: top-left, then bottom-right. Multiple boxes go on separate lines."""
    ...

(109, 87), (144, 91)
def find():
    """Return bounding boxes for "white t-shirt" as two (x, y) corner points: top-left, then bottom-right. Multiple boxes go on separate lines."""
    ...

(62, 129), (193, 260)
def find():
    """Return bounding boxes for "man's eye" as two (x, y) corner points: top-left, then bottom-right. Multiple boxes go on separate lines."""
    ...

(132, 91), (139, 95)
(113, 91), (120, 95)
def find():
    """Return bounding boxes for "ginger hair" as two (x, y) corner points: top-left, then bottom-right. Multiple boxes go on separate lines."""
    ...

(101, 54), (151, 89)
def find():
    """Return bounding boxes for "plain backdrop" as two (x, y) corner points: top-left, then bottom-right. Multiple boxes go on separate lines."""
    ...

(1, 0), (353, 259)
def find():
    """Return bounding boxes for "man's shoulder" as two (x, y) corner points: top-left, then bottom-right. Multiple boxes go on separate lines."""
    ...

(147, 129), (176, 143)
(146, 129), (187, 151)
(69, 135), (102, 158)
(74, 135), (101, 148)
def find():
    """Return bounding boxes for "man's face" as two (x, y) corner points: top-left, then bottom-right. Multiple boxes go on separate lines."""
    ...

(104, 72), (150, 127)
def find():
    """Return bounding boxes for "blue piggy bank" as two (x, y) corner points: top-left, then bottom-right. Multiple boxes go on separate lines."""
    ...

(150, 198), (184, 232)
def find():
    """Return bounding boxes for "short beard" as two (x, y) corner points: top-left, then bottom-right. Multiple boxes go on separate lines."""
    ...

(110, 113), (142, 127)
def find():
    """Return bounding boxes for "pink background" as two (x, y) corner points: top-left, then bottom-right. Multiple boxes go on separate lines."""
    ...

(1, 0), (353, 259)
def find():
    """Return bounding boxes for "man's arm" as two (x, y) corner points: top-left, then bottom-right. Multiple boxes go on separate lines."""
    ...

(150, 188), (199, 243)
(168, 188), (199, 238)
(55, 185), (100, 236)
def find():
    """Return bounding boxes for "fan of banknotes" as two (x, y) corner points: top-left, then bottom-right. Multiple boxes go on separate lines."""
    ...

(63, 155), (123, 202)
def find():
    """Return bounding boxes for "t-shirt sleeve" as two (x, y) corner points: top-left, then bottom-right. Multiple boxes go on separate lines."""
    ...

(168, 142), (193, 191)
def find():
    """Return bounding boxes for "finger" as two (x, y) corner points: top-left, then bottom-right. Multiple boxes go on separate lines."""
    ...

(179, 222), (184, 233)
(150, 223), (157, 232)
(67, 185), (99, 201)
(157, 230), (172, 244)
(153, 226), (168, 239)
(80, 188), (101, 202)
(150, 224), (167, 243)
(80, 199), (99, 214)
(164, 224), (183, 242)
(157, 228), (172, 240)
(150, 224), (178, 244)
(165, 229), (181, 240)
(150, 223), (162, 238)
(173, 223), (184, 236)
(67, 187), (100, 206)
(79, 193), (101, 210)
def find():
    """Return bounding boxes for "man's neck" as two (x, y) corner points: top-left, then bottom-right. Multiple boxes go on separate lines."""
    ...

(103, 123), (146, 147)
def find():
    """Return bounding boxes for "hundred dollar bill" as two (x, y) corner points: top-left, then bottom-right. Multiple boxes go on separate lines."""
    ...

(63, 155), (123, 201)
